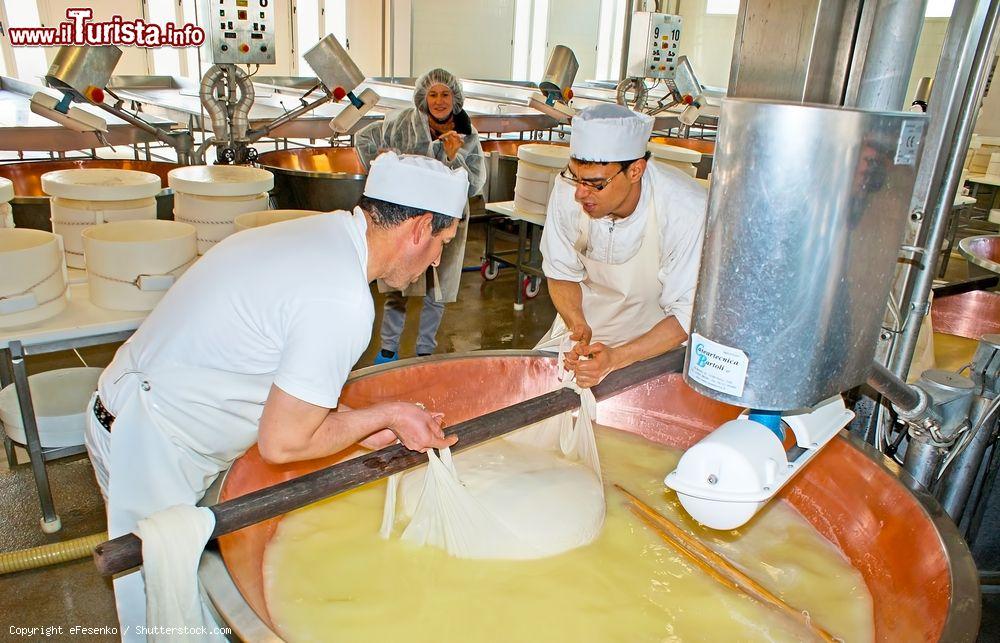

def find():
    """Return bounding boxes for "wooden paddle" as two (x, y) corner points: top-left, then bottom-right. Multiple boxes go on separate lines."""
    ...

(615, 484), (837, 643)
(94, 348), (685, 576)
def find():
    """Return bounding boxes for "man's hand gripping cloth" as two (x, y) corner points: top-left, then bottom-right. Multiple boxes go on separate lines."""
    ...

(380, 369), (604, 560)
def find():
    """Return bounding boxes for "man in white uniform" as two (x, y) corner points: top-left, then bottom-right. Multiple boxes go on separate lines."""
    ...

(85, 152), (468, 640)
(538, 104), (707, 387)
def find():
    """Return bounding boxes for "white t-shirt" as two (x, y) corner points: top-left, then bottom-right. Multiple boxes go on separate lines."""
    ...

(540, 162), (707, 331)
(99, 208), (374, 455)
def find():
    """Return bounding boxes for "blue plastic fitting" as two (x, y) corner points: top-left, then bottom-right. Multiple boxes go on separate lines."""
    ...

(748, 409), (785, 441)
(56, 92), (74, 114)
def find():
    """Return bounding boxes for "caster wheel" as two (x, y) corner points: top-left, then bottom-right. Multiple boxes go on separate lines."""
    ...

(481, 260), (500, 281)
(522, 276), (541, 299)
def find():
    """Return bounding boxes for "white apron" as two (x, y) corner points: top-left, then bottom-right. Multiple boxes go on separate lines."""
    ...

(536, 199), (665, 351)
(88, 351), (265, 641)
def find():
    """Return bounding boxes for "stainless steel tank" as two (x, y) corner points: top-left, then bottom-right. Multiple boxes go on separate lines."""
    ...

(687, 99), (927, 410)
(199, 352), (979, 641)
(0, 159), (180, 230)
(255, 148), (366, 211)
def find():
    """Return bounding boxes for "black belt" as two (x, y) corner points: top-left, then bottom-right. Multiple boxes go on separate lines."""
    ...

(93, 396), (115, 432)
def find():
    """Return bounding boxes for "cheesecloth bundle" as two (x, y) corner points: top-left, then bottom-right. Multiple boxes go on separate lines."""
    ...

(379, 364), (605, 560)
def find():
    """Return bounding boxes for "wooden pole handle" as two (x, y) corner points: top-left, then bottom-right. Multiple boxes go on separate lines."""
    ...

(93, 348), (685, 576)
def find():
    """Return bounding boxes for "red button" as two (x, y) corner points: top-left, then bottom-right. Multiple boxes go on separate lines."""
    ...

(239, 43), (250, 53)
(332, 86), (347, 101)
(84, 86), (105, 103)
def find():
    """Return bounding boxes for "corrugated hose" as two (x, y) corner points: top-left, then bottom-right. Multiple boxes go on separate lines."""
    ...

(0, 532), (108, 575)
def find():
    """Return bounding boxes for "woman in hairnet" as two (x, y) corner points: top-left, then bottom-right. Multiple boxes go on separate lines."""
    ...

(356, 68), (486, 363)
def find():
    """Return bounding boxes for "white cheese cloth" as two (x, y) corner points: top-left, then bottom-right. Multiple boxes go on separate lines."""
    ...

(136, 505), (225, 642)
(380, 384), (604, 560)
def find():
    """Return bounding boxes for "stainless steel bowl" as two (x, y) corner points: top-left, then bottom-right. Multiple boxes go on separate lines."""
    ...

(959, 234), (1000, 275)
(255, 148), (366, 212)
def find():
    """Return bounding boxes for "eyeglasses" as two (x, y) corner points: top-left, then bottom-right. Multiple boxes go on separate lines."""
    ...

(559, 167), (624, 192)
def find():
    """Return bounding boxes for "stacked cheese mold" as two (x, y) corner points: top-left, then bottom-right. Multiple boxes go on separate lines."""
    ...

(513, 144), (572, 217)
(82, 220), (198, 312)
(169, 165), (274, 255)
(648, 141), (702, 178)
(42, 169), (160, 269)
(0, 367), (103, 449)
(0, 178), (13, 228)
(0, 229), (68, 328)
(234, 209), (320, 232)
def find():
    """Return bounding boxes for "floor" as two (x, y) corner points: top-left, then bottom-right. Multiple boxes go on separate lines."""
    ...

(1, 222), (999, 640)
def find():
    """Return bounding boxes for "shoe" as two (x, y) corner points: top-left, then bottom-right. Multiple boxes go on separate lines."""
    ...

(417, 352), (432, 357)
(374, 349), (398, 365)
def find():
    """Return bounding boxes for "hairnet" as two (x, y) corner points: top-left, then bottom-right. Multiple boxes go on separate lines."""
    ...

(414, 68), (464, 115)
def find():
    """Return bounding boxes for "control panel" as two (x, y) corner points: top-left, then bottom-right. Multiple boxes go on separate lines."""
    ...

(626, 12), (682, 80)
(202, 0), (276, 65)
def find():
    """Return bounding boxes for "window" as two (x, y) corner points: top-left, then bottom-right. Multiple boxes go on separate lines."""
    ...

(296, 0), (321, 75)
(147, 0), (182, 77)
(530, 0), (549, 80)
(926, 0), (954, 18)
(595, 0), (626, 80)
(512, 0), (549, 81)
(325, 0), (347, 43)
(181, 0), (203, 79)
(4, 0), (48, 81)
(706, 0), (739, 15)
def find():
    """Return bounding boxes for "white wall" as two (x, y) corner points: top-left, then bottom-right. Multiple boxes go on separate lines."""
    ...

(409, 0), (516, 80)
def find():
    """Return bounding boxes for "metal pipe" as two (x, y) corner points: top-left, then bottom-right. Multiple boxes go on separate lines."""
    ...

(961, 440), (994, 533)
(248, 93), (334, 141)
(90, 101), (196, 165)
(199, 65), (230, 142)
(231, 66), (255, 141)
(853, 0), (928, 111)
(938, 394), (1000, 520)
(619, 0), (637, 82)
(889, 0), (1000, 379)
(225, 64), (237, 148)
(966, 430), (1000, 545)
(868, 362), (922, 412)
(904, 434), (947, 490)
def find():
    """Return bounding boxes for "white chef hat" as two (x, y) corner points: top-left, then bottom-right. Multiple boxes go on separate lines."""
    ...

(363, 151), (469, 219)
(570, 104), (655, 162)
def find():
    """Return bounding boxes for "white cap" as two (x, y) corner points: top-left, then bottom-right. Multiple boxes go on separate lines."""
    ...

(363, 152), (468, 219)
(570, 105), (655, 162)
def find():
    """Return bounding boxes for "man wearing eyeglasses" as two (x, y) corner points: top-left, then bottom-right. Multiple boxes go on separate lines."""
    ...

(536, 104), (707, 388)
